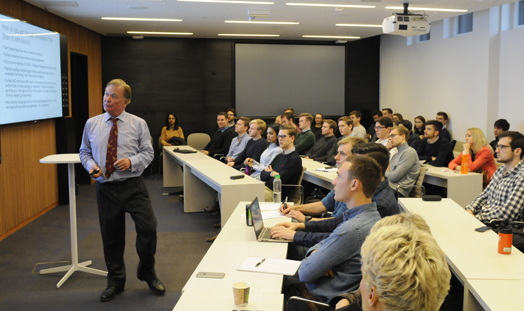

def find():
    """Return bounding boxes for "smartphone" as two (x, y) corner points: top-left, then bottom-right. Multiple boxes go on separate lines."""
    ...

(475, 226), (491, 233)
(230, 175), (245, 180)
(89, 169), (100, 176)
(196, 272), (225, 279)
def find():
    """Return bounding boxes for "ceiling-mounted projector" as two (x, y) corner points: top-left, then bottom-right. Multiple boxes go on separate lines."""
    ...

(382, 3), (430, 37)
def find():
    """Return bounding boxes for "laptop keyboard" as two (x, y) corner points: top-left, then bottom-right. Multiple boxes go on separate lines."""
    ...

(260, 228), (272, 240)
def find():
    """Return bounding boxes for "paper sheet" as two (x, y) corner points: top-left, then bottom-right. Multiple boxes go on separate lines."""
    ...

(315, 168), (337, 172)
(237, 257), (301, 275)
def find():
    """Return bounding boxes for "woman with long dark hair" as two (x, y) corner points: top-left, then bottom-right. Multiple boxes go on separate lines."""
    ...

(160, 113), (184, 146)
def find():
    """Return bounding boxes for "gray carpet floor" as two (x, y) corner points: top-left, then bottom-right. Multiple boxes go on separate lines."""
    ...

(0, 176), (220, 311)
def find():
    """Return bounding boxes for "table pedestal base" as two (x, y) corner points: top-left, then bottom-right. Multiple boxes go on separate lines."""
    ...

(40, 260), (108, 288)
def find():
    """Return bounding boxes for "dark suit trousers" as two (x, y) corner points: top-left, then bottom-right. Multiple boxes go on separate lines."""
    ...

(96, 176), (158, 287)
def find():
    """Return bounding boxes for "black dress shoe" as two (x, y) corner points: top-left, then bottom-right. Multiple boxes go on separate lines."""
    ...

(100, 286), (124, 302)
(138, 276), (166, 295)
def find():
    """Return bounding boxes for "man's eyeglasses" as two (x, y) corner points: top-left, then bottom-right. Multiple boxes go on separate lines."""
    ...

(374, 126), (386, 130)
(389, 134), (399, 139)
(278, 135), (290, 138)
(496, 144), (511, 150)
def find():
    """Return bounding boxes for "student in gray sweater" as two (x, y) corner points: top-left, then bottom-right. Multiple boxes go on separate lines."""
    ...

(385, 126), (421, 197)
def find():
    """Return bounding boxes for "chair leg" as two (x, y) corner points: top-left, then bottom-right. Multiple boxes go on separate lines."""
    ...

(158, 154), (163, 176)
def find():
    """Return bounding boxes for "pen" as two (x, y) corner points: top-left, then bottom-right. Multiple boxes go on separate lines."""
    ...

(282, 196), (288, 210)
(255, 258), (266, 267)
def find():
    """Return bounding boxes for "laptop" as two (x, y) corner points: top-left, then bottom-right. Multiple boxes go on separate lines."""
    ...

(249, 197), (291, 243)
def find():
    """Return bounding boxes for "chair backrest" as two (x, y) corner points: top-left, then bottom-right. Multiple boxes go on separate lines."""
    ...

(282, 167), (307, 205)
(453, 140), (464, 157)
(409, 167), (428, 198)
(187, 133), (211, 150)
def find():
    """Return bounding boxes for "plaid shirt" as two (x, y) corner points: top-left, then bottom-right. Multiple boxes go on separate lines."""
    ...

(466, 160), (524, 222)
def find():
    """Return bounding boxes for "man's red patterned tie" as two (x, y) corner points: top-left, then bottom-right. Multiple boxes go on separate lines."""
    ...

(105, 118), (118, 178)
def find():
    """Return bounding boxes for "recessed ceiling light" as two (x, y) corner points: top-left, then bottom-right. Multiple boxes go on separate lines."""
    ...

(302, 35), (360, 39)
(127, 6), (148, 10)
(218, 33), (280, 37)
(385, 6), (468, 13)
(103, 17), (182, 22)
(127, 31), (193, 35)
(178, 0), (274, 4)
(286, 3), (375, 9)
(225, 20), (299, 25)
(336, 24), (382, 28)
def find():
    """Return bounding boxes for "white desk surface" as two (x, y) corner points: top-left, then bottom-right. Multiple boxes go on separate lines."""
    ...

(174, 289), (284, 311)
(399, 198), (524, 281)
(467, 280), (524, 311)
(423, 164), (482, 179)
(181, 202), (290, 295)
(40, 153), (80, 164)
(301, 158), (336, 190)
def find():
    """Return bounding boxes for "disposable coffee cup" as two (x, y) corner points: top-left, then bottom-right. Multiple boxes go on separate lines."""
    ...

(232, 282), (250, 307)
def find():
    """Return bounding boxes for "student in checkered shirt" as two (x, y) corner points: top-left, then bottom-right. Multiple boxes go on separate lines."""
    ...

(466, 131), (524, 223)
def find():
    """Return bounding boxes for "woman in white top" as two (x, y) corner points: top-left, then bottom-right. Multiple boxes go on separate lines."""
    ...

(246, 123), (282, 179)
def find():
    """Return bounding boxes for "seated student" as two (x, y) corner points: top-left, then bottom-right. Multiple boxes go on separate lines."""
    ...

(332, 213), (451, 311)
(274, 115), (283, 125)
(160, 113), (185, 146)
(436, 111), (452, 142)
(399, 119), (421, 150)
(466, 131), (524, 223)
(311, 113), (324, 140)
(201, 112), (237, 157)
(246, 123), (282, 179)
(282, 143), (399, 250)
(224, 117), (251, 163)
(260, 125), (303, 202)
(229, 119), (267, 169)
(375, 116), (397, 158)
(305, 119), (338, 162)
(392, 113), (403, 122)
(270, 156), (382, 308)
(226, 108), (236, 128)
(449, 128), (496, 180)
(279, 137), (365, 221)
(326, 116), (354, 166)
(385, 126), (421, 197)
(490, 119), (510, 158)
(416, 120), (453, 167)
(366, 110), (382, 141)
(282, 112), (301, 133)
(295, 113), (316, 155)
(349, 110), (367, 139)
(381, 108), (393, 119)
(414, 115), (426, 139)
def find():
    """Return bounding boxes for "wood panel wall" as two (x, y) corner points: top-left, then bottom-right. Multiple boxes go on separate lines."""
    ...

(0, 0), (103, 237)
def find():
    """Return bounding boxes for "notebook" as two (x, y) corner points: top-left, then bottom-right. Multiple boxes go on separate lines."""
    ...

(249, 197), (291, 243)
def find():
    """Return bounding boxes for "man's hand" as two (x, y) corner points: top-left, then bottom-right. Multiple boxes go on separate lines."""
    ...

(272, 222), (304, 231)
(200, 150), (209, 155)
(226, 162), (234, 167)
(114, 158), (131, 171)
(264, 165), (273, 172)
(270, 226), (296, 241)
(89, 165), (102, 179)
(279, 203), (295, 215)
(226, 157), (234, 162)
(335, 299), (350, 310)
(271, 171), (280, 177)
(431, 156), (437, 161)
(304, 156), (310, 159)
(287, 210), (306, 222)
(467, 210), (475, 216)
(386, 139), (393, 151)
(244, 158), (254, 166)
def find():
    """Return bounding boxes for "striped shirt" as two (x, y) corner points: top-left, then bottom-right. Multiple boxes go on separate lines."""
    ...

(79, 111), (154, 183)
(466, 160), (524, 222)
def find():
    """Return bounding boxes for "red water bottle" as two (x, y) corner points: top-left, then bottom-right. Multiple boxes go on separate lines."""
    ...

(498, 227), (513, 255)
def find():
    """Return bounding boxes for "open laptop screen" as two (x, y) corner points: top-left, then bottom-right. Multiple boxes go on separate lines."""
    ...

(250, 197), (264, 238)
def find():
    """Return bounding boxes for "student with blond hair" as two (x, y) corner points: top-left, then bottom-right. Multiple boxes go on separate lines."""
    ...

(448, 127), (496, 180)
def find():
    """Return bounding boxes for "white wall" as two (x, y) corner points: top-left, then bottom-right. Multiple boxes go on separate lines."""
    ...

(380, 4), (524, 142)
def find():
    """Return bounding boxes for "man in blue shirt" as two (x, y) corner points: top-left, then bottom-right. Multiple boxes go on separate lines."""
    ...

(271, 156), (382, 308)
(79, 79), (164, 302)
